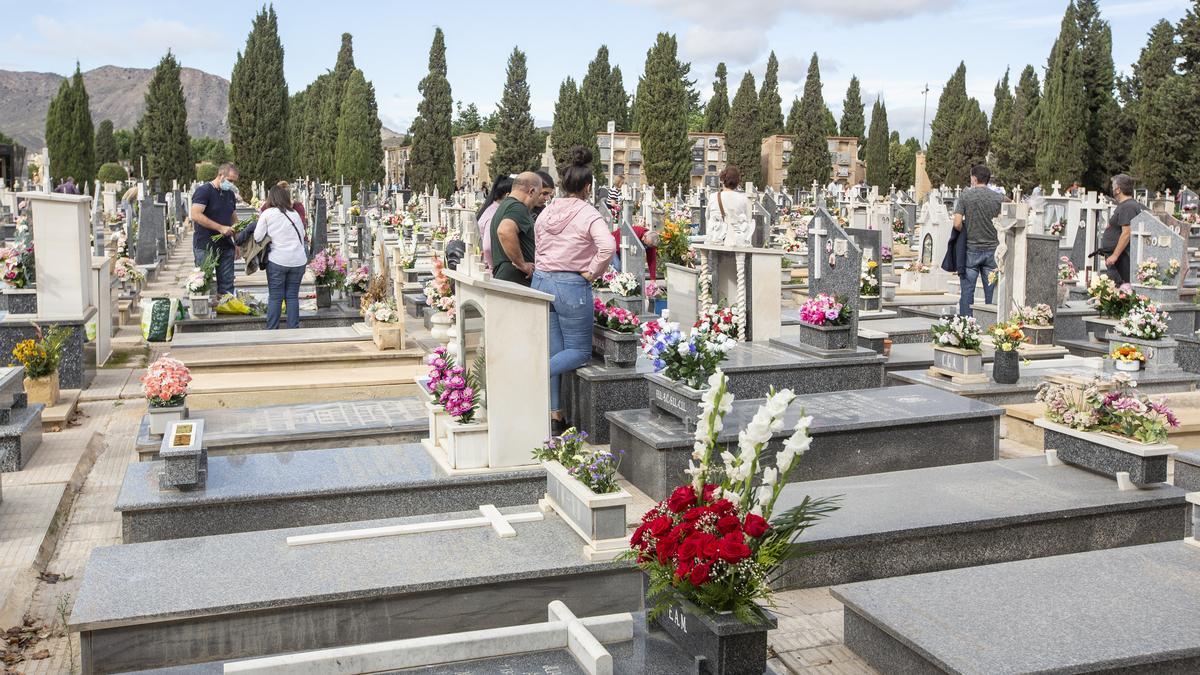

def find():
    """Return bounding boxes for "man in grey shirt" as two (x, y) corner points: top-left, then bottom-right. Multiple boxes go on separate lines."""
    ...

(953, 164), (1005, 316)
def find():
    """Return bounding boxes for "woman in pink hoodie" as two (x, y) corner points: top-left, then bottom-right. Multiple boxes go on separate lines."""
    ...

(532, 146), (616, 431)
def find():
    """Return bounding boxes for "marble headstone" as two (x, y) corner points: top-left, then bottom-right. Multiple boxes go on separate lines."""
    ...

(134, 197), (162, 265)
(808, 208), (862, 337)
(1129, 211), (1185, 301)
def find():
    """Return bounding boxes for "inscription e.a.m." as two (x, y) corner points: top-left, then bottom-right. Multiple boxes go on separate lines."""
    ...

(665, 605), (688, 633)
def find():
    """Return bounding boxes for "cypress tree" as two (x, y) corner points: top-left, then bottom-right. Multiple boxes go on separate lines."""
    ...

(865, 98), (889, 187)
(143, 52), (192, 186)
(489, 47), (540, 177)
(785, 97), (802, 134)
(1132, 75), (1186, 191)
(229, 4), (289, 191)
(335, 69), (382, 186)
(926, 62), (967, 186)
(988, 70), (1014, 186)
(319, 33), (357, 180)
(634, 33), (692, 189)
(823, 105), (838, 136)
(839, 76), (865, 144)
(45, 64), (96, 187)
(365, 78), (384, 183)
(758, 52), (784, 137)
(888, 134), (918, 189)
(787, 54), (831, 189)
(580, 46), (630, 135)
(409, 28), (455, 195)
(1037, 5), (1088, 187)
(129, 118), (146, 179)
(288, 90), (305, 176)
(298, 75), (331, 178)
(945, 98), (990, 187)
(1008, 66), (1041, 189)
(452, 102), (483, 136)
(550, 77), (602, 182)
(1128, 20), (1177, 110)
(703, 63), (730, 133)
(94, 119), (117, 167)
(1075, 0), (1122, 188)
(726, 72), (761, 186)
(1174, 1), (1200, 186)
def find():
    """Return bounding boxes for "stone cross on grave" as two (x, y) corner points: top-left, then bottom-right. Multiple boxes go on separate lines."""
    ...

(808, 217), (829, 280)
(618, 219), (647, 294)
(991, 203), (1029, 321)
(807, 208), (862, 337)
(1079, 191), (1111, 282)
(1050, 180), (1063, 198)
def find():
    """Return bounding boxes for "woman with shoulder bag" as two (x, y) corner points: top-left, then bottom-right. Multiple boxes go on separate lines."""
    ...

(254, 184), (310, 329)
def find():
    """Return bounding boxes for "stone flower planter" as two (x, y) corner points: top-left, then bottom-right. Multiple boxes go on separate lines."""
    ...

(1114, 359), (1142, 372)
(932, 346), (984, 376)
(992, 349), (1020, 384)
(646, 372), (705, 432)
(188, 295), (212, 319)
(780, 269), (793, 285)
(147, 400), (188, 437)
(542, 459), (631, 560)
(372, 322), (404, 351)
(429, 311), (453, 346)
(654, 593), (777, 675)
(860, 295), (881, 312)
(1104, 333), (1178, 372)
(1084, 317), (1118, 343)
(442, 419), (488, 469)
(348, 291), (365, 312)
(1130, 284), (1179, 305)
(609, 295), (643, 315)
(1036, 418), (1176, 487)
(24, 372), (59, 408)
(900, 270), (943, 292)
(592, 325), (639, 367)
(795, 321), (853, 352)
(315, 284), (333, 309)
(1023, 324), (1054, 346)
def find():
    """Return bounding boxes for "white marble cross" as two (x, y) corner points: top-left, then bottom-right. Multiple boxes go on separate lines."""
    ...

(809, 222), (829, 280)
(286, 505), (544, 546)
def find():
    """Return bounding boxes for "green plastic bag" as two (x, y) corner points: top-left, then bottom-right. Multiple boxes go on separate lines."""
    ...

(141, 297), (180, 341)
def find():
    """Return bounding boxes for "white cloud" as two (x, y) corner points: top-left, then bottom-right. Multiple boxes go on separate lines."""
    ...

(21, 15), (222, 64)
(628, 0), (959, 65)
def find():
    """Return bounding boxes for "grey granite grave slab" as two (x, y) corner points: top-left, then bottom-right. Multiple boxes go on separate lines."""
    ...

(608, 384), (1000, 501)
(134, 398), (427, 459)
(1173, 451), (1200, 491)
(846, 316), (935, 348)
(0, 289), (37, 315)
(0, 316), (93, 390)
(833, 541), (1200, 674)
(172, 304), (361, 333)
(1176, 335), (1200, 373)
(168, 326), (369, 348)
(884, 341), (1067, 373)
(1049, 301), (1096, 341)
(773, 456), (1187, 589)
(888, 357), (1200, 405)
(118, 443), (547, 542)
(70, 507), (640, 674)
(563, 341), (885, 445)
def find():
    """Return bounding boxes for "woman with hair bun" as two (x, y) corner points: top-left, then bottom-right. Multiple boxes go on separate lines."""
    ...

(705, 164), (753, 247)
(532, 146), (616, 432)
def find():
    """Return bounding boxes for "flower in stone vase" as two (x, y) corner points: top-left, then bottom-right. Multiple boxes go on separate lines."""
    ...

(608, 271), (641, 297)
(988, 320), (1026, 352)
(1116, 302), (1169, 340)
(798, 294), (851, 327)
(1012, 304), (1053, 327)
(625, 370), (839, 623)
(141, 355), (191, 408)
(931, 315), (983, 352)
(1058, 257), (1077, 283)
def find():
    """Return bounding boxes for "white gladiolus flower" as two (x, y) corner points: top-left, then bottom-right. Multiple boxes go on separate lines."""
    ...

(764, 391), (793, 418)
(691, 441), (705, 459)
(725, 491), (741, 507)
(776, 448), (796, 473)
(706, 370), (726, 391)
(761, 466), (778, 486)
(769, 417), (785, 433)
(755, 485), (773, 504)
(797, 415), (813, 431)
(720, 450), (736, 468)
(783, 429), (811, 458)
(745, 419), (772, 445)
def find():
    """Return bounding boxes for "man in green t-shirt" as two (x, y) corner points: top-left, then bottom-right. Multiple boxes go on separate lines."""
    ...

(491, 172), (543, 286)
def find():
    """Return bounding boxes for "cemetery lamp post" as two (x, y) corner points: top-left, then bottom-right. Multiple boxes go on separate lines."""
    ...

(607, 120), (615, 181)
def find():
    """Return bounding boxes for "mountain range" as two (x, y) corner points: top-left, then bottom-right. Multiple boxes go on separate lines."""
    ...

(0, 65), (402, 150)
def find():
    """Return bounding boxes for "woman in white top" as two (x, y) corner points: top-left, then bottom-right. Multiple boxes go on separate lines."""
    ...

(705, 165), (753, 247)
(254, 184), (310, 329)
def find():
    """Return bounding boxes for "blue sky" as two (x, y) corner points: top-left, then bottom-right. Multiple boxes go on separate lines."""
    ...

(0, 0), (1192, 141)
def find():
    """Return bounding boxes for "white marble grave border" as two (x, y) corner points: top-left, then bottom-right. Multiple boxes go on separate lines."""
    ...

(285, 504), (543, 546)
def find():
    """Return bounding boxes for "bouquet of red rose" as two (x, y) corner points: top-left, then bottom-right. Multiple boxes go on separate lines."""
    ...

(628, 370), (838, 624)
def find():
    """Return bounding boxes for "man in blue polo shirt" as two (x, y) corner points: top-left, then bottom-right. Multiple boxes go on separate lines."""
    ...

(190, 162), (240, 295)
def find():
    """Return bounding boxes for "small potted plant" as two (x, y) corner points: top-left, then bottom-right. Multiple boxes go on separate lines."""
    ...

(344, 265), (370, 310)
(1107, 301), (1175, 371)
(438, 362), (486, 469)
(930, 314), (985, 380)
(646, 280), (667, 315)
(141, 355), (192, 436)
(607, 270), (643, 314)
(1035, 375), (1179, 486)
(640, 317), (737, 431)
(368, 301), (405, 351)
(1012, 304), (1054, 345)
(593, 299), (642, 367)
(534, 428), (631, 559)
(859, 260), (881, 311)
(1085, 276), (1142, 341)
(12, 324), (69, 407)
(424, 258), (456, 345)
(1110, 343), (1146, 372)
(308, 246), (348, 309)
(114, 256), (145, 294)
(988, 320), (1026, 384)
(627, 370), (838, 675)
(795, 293), (853, 352)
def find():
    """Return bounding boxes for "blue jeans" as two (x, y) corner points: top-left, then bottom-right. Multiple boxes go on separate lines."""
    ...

(266, 261), (305, 329)
(194, 244), (236, 296)
(959, 247), (996, 317)
(532, 270), (594, 412)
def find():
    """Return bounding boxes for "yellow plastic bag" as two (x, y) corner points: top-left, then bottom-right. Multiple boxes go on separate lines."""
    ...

(215, 293), (252, 315)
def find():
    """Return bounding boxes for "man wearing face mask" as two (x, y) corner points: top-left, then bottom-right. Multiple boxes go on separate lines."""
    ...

(190, 162), (241, 296)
